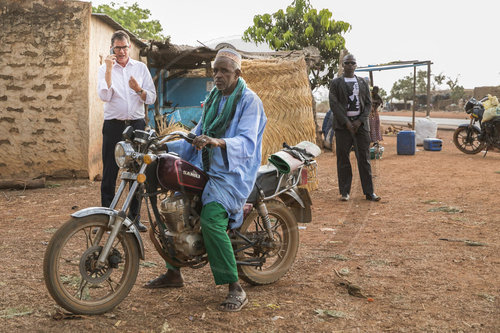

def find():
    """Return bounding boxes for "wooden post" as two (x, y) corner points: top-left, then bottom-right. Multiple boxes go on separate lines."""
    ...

(369, 71), (374, 87)
(0, 178), (46, 189)
(426, 61), (431, 116)
(412, 66), (416, 130)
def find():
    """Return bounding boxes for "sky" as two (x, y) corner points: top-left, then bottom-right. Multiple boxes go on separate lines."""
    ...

(89, 0), (500, 96)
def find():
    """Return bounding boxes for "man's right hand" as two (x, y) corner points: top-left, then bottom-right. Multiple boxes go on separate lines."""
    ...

(352, 119), (362, 133)
(105, 55), (116, 88)
(346, 120), (355, 134)
(105, 54), (116, 69)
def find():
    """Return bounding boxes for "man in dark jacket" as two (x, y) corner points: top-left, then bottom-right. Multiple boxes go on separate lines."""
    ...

(329, 54), (380, 202)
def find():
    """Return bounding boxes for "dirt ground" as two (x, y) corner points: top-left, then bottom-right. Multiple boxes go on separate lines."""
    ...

(1, 115), (499, 332)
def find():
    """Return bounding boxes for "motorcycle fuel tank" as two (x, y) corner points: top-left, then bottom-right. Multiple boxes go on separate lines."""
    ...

(157, 153), (208, 194)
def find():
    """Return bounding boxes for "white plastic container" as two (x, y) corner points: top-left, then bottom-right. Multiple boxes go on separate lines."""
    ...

(415, 117), (438, 146)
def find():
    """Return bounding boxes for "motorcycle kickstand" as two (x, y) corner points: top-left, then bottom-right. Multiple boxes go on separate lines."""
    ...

(482, 147), (489, 158)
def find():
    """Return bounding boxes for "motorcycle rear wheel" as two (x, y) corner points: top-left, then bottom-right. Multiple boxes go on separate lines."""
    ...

(43, 215), (140, 315)
(453, 127), (485, 154)
(237, 200), (299, 285)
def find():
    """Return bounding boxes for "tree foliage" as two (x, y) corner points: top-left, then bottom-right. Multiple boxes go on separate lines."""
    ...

(242, 0), (351, 91)
(378, 87), (388, 101)
(93, 2), (168, 41)
(390, 71), (465, 104)
(444, 76), (465, 102)
(390, 70), (433, 103)
(390, 75), (415, 104)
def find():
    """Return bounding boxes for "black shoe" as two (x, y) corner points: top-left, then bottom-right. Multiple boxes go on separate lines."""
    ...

(134, 221), (148, 232)
(365, 193), (381, 202)
(340, 194), (350, 201)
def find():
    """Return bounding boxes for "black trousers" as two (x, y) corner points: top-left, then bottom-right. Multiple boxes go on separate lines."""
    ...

(101, 118), (146, 219)
(334, 127), (374, 196)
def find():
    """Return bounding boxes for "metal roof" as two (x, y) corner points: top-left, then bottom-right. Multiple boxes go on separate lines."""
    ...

(356, 60), (432, 73)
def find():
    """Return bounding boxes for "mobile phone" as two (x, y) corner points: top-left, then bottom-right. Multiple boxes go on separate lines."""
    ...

(110, 47), (114, 55)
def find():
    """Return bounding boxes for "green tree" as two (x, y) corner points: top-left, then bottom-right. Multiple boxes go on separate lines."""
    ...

(93, 2), (168, 41)
(242, 0), (351, 91)
(433, 73), (446, 87)
(446, 77), (465, 103)
(390, 75), (414, 105)
(378, 87), (388, 101)
(391, 71), (465, 106)
(390, 70), (435, 104)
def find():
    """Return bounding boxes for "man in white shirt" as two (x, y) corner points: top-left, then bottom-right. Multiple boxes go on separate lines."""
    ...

(97, 30), (156, 231)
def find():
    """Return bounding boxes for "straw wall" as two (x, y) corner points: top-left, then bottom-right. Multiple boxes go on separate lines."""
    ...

(242, 57), (317, 191)
(241, 57), (316, 160)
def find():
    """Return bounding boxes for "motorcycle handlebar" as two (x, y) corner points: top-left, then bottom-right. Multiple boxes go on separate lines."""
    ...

(157, 131), (196, 146)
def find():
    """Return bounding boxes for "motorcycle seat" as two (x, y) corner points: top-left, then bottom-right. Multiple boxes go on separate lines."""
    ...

(246, 164), (281, 203)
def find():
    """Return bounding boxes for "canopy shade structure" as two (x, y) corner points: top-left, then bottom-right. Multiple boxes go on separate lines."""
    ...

(355, 60), (433, 128)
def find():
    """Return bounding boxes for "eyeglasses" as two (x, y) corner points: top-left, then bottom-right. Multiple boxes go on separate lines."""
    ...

(343, 61), (356, 65)
(113, 45), (130, 52)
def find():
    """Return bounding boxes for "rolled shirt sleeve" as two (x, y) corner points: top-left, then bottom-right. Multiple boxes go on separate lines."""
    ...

(138, 62), (156, 105)
(97, 65), (114, 102)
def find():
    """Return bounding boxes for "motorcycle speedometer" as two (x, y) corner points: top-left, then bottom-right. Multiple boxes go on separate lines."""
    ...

(114, 141), (134, 168)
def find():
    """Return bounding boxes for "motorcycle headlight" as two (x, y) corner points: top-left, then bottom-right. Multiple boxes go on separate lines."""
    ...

(114, 142), (134, 168)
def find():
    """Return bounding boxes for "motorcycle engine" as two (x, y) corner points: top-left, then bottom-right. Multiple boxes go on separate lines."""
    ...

(159, 195), (205, 259)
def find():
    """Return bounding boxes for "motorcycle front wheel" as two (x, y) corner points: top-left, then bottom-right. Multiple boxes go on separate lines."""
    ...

(453, 126), (485, 154)
(236, 200), (299, 285)
(43, 215), (140, 315)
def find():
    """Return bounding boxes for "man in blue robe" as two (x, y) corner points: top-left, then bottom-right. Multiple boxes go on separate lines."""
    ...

(144, 48), (267, 312)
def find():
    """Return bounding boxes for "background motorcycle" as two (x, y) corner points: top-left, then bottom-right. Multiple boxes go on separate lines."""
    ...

(43, 127), (318, 315)
(453, 97), (500, 155)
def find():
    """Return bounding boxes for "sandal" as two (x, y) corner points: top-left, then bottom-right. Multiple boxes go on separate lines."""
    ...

(219, 290), (248, 312)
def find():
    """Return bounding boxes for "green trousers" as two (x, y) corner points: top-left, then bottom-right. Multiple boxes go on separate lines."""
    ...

(166, 201), (238, 285)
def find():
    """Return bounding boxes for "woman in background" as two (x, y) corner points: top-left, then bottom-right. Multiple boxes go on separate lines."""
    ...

(370, 86), (383, 145)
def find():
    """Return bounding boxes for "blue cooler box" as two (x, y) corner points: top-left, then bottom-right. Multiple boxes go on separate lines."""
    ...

(423, 138), (442, 151)
(397, 130), (416, 155)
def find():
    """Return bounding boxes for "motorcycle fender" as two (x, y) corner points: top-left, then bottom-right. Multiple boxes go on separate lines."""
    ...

(278, 187), (313, 223)
(457, 123), (481, 132)
(71, 207), (145, 260)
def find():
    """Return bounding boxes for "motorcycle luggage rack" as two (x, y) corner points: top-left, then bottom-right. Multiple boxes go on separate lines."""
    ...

(262, 161), (317, 201)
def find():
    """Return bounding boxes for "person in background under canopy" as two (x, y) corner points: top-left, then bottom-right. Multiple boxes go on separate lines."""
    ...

(144, 48), (267, 312)
(370, 86), (384, 145)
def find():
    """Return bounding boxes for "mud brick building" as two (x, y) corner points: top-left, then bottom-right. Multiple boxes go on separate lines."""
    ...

(0, 0), (145, 180)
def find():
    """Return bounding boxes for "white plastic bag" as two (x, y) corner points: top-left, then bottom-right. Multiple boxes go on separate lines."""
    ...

(482, 106), (500, 122)
(415, 117), (438, 145)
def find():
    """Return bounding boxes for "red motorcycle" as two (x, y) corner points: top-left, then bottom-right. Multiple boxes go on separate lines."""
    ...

(43, 127), (318, 314)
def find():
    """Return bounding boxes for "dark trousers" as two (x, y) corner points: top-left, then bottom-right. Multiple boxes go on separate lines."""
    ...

(334, 127), (374, 196)
(101, 118), (146, 219)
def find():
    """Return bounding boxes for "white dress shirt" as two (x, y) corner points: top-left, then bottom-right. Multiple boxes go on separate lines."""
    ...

(97, 58), (156, 120)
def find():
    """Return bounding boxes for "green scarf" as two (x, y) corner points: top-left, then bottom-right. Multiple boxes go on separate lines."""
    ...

(201, 77), (246, 172)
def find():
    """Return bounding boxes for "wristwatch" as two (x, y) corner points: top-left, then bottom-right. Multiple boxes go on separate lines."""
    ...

(137, 89), (143, 95)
